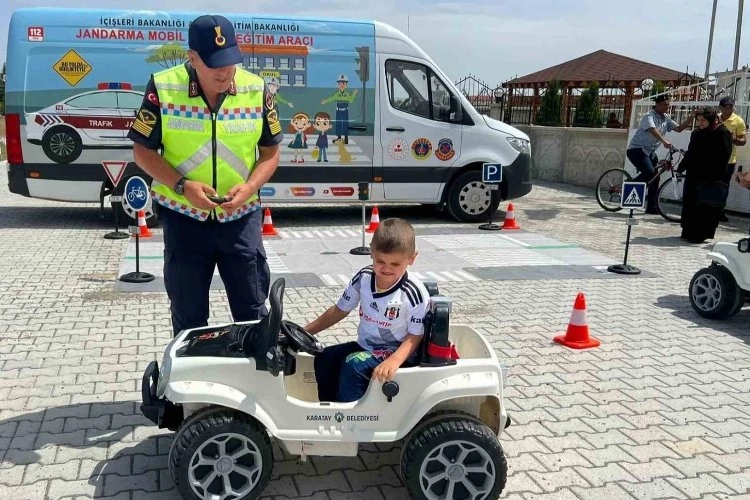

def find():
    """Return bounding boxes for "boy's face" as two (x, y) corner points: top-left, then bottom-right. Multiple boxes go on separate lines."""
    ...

(372, 249), (416, 289)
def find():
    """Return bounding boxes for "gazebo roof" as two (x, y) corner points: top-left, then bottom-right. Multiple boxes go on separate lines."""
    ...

(504, 50), (695, 87)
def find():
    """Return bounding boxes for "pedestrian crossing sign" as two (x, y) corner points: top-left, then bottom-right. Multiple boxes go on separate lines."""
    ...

(620, 182), (647, 209)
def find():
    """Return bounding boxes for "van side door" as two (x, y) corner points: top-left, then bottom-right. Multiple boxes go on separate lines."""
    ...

(379, 57), (462, 202)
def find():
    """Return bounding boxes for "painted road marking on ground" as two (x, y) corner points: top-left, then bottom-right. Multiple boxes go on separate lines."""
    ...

(264, 243), (288, 273)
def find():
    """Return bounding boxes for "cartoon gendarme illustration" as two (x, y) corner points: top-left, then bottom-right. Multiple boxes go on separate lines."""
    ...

(261, 71), (294, 109)
(313, 112), (332, 163)
(321, 74), (358, 144)
(287, 112), (315, 163)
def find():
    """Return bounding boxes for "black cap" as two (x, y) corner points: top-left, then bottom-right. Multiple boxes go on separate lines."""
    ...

(654, 94), (670, 104)
(188, 15), (242, 69)
(720, 97), (735, 107)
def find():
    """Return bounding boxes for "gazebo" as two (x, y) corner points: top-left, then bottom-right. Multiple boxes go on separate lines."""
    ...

(501, 50), (700, 127)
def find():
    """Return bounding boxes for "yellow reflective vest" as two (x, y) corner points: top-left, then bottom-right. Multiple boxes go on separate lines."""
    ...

(150, 65), (265, 222)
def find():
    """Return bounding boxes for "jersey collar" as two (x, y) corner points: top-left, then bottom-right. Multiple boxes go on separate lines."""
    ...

(371, 271), (408, 299)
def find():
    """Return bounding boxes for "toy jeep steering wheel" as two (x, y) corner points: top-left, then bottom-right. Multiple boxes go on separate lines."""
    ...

(281, 320), (324, 355)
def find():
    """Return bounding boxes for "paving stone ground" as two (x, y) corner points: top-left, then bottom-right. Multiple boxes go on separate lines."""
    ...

(1, 171), (749, 500)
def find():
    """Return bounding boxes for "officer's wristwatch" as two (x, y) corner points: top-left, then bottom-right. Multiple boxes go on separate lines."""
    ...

(174, 176), (187, 195)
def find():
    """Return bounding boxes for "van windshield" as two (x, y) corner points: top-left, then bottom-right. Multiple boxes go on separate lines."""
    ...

(386, 60), (453, 121)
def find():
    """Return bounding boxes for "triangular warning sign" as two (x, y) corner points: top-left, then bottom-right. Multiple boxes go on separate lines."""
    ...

(102, 161), (128, 187)
(624, 186), (642, 206)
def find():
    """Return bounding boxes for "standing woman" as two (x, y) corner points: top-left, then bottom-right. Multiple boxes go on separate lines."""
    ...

(679, 107), (733, 243)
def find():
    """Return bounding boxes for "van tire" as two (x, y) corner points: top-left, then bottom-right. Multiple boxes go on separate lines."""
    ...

(42, 126), (82, 164)
(447, 170), (500, 222)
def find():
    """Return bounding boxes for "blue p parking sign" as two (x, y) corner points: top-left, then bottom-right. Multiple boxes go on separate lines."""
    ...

(620, 182), (647, 209)
(123, 176), (150, 212)
(482, 163), (503, 183)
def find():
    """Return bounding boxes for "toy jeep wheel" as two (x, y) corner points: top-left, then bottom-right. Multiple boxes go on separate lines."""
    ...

(169, 408), (273, 500)
(401, 416), (507, 500)
(689, 264), (742, 319)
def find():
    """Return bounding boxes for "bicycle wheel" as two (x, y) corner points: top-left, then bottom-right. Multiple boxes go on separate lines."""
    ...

(595, 168), (632, 212)
(657, 175), (685, 223)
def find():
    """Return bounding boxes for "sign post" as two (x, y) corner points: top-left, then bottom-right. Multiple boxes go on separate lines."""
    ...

(119, 176), (155, 283)
(351, 182), (371, 255)
(479, 163), (503, 231)
(608, 182), (646, 275)
(102, 161), (129, 240)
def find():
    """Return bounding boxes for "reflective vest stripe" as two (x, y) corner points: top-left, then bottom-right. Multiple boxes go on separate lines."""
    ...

(236, 84), (264, 92)
(216, 141), (250, 180)
(174, 141), (212, 176)
(155, 82), (190, 92)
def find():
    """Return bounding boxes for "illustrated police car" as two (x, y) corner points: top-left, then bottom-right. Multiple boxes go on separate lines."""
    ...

(25, 82), (144, 164)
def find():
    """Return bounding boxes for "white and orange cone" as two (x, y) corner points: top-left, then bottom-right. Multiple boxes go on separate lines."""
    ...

(553, 293), (600, 349)
(261, 207), (279, 237)
(366, 206), (381, 233)
(134, 210), (152, 238)
(501, 203), (521, 230)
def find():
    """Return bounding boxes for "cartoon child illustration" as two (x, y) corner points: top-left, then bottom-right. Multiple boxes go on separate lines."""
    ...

(313, 112), (333, 163)
(321, 74), (359, 144)
(266, 76), (294, 108)
(287, 112), (315, 163)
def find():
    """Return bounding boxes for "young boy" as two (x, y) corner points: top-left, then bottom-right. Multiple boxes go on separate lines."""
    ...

(305, 218), (429, 402)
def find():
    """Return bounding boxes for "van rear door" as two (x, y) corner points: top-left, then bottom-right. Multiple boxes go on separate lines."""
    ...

(379, 56), (462, 202)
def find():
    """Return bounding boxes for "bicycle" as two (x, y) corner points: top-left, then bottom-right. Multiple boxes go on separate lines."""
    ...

(595, 147), (687, 223)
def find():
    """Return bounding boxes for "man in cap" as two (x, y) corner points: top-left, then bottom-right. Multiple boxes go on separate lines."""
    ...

(128, 14), (283, 336)
(718, 96), (746, 220)
(626, 94), (698, 214)
(321, 74), (359, 144)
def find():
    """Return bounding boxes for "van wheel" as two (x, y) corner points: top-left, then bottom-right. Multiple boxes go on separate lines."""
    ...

(169, 407), (273, 500)
(447, 171), (500, 222)
(401, 416), (507, 500)
(689, 264), (742, 319)
(42, 126), (82, 164)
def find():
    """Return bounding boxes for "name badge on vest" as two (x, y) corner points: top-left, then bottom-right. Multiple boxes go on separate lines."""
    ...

(221, 121), (257, 134)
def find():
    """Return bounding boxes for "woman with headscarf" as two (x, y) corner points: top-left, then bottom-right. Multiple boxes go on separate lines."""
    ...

(678, 107), (733, 243)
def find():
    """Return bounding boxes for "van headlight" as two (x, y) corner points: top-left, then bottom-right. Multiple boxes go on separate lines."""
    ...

(506, 137), (530, 154)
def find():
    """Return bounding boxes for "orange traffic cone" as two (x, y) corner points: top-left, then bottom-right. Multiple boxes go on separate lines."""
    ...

(261, 207), (279, 237)
(366, 206), (381, 233)
(134, 210), (152, 238)
(501, 203), (521, 230)
(553, 293), (600, 349)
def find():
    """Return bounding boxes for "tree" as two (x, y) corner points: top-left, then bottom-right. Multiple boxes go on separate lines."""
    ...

(536, 79), (562, 126)
(0, 62), (6, 115)
(573, 82), (603, 128)
(145, 44), (187, 68)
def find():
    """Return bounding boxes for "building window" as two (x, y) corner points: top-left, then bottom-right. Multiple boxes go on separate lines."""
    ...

(279, 58), (289, 70)
(294, 74), (305, 86)
(280, 74), (290, 86)
(264, 57), (274, 68)
(294, 58), (304, 70)
(249, 57), (258, 69)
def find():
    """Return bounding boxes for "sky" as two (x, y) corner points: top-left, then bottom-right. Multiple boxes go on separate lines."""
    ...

(1, 0), (748, 86)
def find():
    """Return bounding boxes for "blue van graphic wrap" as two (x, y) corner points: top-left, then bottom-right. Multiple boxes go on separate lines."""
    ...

(6, 9), (375, 172)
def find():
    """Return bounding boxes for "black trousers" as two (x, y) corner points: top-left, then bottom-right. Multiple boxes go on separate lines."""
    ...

(160, 207), (270, 337)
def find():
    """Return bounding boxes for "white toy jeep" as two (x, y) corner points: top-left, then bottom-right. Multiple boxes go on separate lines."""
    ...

(689, 237), (750, 319)
(141, 278), (510, 500)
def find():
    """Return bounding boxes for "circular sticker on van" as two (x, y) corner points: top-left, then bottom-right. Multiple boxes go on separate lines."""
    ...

(411, 138), (432, 160)
(388, 138), (408, 160)
(435, 138), (456, 161)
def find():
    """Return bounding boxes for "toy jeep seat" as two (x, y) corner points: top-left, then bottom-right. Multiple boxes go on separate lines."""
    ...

(416, 281), (460, 366)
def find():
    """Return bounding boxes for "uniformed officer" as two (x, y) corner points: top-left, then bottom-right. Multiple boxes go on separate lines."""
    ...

(128, 14), (283, 336)
(321, 74), (358, 144)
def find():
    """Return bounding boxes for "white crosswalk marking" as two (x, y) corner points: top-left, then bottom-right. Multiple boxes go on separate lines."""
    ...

(454, 270), (480, 282)
(346, 230), (359, 237)
(441, 271), (461, 282)
(337, 274), (350, 285)
(426, 271), (447, 282)
(303, 231), (313, 238)
(325, 230), (336, 237)
(314, 230), (326, 239)
(321, 274), (338, 286)
(412, 272), (427, 280)
(337, 230), (349, 238)
(264, 244), (288, 273)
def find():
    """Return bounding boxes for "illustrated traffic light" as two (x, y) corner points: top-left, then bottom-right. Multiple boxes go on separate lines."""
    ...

(354, 46), (369, 82)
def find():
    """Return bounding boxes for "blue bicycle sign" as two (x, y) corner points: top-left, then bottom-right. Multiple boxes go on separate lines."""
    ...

(123, 176), (150, 212)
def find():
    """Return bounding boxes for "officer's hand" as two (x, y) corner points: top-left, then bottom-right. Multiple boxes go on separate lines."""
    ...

(184, 181), (218, 210)
(221, 183), (256, 211)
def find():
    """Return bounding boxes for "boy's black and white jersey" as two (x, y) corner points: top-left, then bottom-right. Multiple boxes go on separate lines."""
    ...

(336, 266), (429, 351)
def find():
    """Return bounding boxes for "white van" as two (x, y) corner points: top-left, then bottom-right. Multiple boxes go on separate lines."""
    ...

(5, 8), (532, 222)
